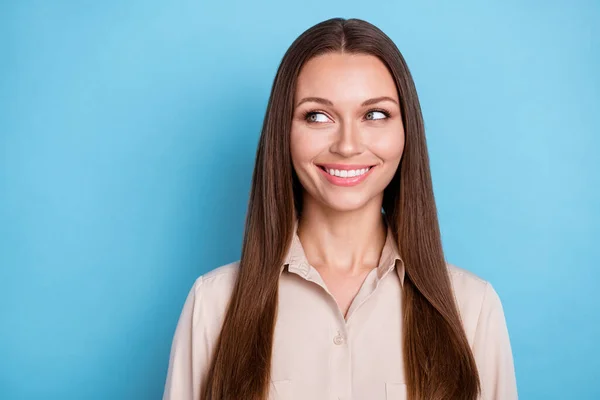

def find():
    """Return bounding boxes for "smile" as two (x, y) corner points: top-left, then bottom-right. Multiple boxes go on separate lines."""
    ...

(315, 164), (376, 187)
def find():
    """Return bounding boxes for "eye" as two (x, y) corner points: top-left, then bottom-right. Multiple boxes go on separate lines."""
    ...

(304, 111), (330, 123)
(365, 110), (389, 120)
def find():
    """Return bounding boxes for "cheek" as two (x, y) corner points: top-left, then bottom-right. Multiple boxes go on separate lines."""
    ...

(290, 127), (329, 165)
(369, 124), (405, 161)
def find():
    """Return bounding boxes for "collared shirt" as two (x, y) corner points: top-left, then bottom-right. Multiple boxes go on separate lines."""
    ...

(163, 220), (518, 400)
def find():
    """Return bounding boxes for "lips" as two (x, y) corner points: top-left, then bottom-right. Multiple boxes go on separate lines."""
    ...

(316, 163), (377, 187)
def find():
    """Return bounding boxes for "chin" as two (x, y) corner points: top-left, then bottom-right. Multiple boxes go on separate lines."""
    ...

(321, 195), (373, 213)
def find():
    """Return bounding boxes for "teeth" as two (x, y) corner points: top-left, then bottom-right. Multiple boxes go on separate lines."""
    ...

(326, 167), (370, 178)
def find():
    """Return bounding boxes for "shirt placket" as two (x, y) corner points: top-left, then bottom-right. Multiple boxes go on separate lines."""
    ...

(303, 265), (388, 400)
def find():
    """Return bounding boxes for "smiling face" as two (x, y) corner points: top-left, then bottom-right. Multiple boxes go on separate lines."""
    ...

(290, 52), (405, 212)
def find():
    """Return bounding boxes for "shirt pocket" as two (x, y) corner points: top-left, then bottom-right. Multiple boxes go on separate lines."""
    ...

(268, 379), (293, 400)
(385, 382), (407, 400)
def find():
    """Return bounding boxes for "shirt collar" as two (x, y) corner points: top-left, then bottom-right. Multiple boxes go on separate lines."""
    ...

(280, 216), (405, 286)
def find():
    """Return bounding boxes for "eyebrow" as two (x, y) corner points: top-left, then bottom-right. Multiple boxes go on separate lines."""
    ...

(295, 96), (399, 108)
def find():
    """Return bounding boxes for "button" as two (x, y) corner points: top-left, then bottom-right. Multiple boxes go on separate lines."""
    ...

(333, 332), (345, 345)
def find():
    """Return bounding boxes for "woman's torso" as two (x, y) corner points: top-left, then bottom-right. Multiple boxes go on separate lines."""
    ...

(189, 259), (505, 400)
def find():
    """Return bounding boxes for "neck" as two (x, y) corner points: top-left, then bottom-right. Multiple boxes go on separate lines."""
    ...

(297, 194), (388, 276)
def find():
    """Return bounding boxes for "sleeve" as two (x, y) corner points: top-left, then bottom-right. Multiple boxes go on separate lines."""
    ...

(472, 282), (518, 400)
(162, 276), (206, 400)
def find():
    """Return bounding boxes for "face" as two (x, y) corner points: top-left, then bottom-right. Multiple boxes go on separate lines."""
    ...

(290, 52), (405, 212)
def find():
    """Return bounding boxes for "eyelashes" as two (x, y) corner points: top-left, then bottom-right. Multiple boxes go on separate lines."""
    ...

(302, 108), (392, 124)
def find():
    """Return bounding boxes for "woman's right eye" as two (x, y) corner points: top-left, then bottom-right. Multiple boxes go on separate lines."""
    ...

(305, 112), (330, 123)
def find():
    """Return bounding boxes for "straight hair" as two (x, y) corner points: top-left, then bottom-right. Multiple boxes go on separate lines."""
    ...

(202, 17), (480, 400)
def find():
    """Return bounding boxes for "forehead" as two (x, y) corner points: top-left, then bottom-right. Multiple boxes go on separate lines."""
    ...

(295, 52), (398, 104)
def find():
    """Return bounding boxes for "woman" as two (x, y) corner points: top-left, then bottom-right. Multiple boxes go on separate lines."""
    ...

(163, 17), (517, 400)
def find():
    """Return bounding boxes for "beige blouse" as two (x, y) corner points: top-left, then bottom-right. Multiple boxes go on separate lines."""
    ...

(162, 221), (518, 400)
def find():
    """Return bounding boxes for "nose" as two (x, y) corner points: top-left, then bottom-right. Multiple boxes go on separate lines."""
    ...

(329, 120), (364, 157)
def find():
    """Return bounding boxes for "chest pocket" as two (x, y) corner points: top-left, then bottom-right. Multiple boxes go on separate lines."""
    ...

(268, 379), (293, 400)
(385, 383), (407, 400)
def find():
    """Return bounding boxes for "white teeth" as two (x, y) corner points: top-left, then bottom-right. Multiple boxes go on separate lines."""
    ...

(325, 167), (370, 178)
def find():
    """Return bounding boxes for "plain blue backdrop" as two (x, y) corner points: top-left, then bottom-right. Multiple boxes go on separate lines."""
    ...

(1, 0), (598, 399)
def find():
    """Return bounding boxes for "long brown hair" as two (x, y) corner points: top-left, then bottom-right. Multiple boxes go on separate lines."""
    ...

(202, 17), (480, 400)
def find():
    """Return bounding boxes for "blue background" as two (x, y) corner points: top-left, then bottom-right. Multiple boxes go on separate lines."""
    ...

(1, 1), (598, 399)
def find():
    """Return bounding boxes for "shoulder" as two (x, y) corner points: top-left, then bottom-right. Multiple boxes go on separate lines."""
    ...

(198, 260), (240, 285)
(446, 263), (517, 397)
(445, 262), (500, 343)
(185, 261), (240, 327)
(193, 260), (240, 297)
(446, 262), (491, 311)
(446, 262), (489, 295)
(164, 261), (242, 390)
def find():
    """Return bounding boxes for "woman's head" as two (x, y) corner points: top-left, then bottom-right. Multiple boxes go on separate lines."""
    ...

(203, 18), (480, 400)
(258, 17), (425, 218)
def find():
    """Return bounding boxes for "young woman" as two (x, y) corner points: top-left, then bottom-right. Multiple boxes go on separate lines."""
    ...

(163, 17), (517, 400)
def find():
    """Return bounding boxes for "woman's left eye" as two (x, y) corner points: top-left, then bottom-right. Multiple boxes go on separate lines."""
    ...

(365, 110), (388, 120)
